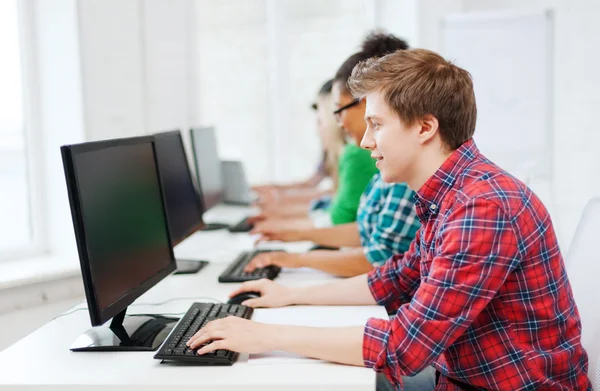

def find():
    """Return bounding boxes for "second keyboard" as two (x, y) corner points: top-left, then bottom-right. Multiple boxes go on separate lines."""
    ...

(218, 249), (283, 283)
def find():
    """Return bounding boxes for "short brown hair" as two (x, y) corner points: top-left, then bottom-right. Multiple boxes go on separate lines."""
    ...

(348, 48), (477, 150)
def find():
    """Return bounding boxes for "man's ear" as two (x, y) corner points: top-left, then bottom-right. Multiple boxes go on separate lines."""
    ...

(416, 114), (440, 145)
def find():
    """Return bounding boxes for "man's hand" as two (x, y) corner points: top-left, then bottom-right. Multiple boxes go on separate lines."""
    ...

(246, 213), (267, 225)
(228, 278), (298, 308)
(187, 317), (275, 355)
(244, 251), (304, 272)
(251, 225), (302, 243)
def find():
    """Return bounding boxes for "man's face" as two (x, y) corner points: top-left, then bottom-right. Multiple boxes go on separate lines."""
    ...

(332, 82), (366, 145)
(360, 90), (421, 184)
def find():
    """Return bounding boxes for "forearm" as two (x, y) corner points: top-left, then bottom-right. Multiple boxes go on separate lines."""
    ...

(279, 188), (332, 203)
(265, 202), (310, 218)
(271, 325), (365, 366)
(296, 223), (361, 247)
(291, 274), (376, 306)
(301, 249), (373, 277)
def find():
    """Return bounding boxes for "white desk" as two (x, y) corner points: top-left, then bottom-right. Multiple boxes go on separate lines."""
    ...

(0, 206), (384, 390)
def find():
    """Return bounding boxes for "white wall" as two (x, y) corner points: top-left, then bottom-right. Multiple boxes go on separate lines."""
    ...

(78, 0), (196, 141)
(442, 0), (600, 250)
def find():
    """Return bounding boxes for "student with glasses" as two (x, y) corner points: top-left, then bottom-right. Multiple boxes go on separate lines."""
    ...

(248, 32), (421, 278)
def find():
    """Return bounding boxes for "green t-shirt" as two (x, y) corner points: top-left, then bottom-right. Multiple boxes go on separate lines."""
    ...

(328, 143), (378, 225)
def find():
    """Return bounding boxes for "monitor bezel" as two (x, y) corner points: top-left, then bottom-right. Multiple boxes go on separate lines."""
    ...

(61, 136), (177, 327)
(189, 126), (225, 211)
(153, 130), (206, 246)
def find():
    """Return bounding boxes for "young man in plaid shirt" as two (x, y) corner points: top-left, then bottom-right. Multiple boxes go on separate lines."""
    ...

(188, 49), (591, 390)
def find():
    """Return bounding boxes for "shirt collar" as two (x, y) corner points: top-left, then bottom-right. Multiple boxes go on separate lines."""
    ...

(414, 139), (479, 218)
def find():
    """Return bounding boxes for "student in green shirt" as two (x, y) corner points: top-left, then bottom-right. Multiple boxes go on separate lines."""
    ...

(326, 142), (377, 224)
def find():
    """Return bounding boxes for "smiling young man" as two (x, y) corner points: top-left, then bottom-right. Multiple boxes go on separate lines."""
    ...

(187, 49), (591, 391)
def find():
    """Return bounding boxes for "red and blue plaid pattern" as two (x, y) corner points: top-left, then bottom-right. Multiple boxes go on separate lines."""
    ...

(364, 139), (590, 390)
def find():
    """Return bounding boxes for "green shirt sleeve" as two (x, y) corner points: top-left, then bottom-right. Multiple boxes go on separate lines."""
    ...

(328, 144), (378, 225)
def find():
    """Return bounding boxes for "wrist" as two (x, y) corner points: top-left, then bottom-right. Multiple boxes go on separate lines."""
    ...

(269, 325), (304, 352)
(269, 324), (287, 350)
(297, 252), (315, 269)
(287, 286), (306, 306)
(289, 229), (305, 241)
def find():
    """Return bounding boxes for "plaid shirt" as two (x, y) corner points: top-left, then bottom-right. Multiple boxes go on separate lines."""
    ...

(363, 140), (590, 390)
(357, 173), (420, 266)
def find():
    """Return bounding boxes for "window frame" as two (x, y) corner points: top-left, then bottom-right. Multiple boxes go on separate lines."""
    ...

(0, 0), (48, 261)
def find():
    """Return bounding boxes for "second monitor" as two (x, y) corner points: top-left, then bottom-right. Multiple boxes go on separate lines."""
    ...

(189, 127), (253, 233)
(154, 130), (210, 274)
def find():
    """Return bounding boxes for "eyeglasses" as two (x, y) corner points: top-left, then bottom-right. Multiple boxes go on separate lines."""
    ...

(333, 99), (360, 116)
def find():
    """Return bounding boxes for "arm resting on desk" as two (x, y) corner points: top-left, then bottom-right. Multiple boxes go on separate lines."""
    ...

(189, 316), (366, 367)
(245, 248), (373, 278)
(231, 274), (376, 308)
(301, 248), (373, 277)
(272, 325), (365, 366)
(297, 223), (361, 247)
(254, 223), (361, 248)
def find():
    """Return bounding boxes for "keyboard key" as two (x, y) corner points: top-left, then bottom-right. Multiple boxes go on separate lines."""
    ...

(208, 306), (220, 317)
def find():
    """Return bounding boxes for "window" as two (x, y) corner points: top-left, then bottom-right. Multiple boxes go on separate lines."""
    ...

(0, 0), (38, 258)
(195, 0), (371, 184)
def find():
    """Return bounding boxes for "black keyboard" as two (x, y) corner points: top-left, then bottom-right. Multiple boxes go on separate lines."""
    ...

(218, 249), (282, 283)
(228, 217), (253, 233)
(154, 302), (253, 365)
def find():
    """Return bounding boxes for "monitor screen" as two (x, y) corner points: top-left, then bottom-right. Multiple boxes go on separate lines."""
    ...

(154, 131), (205, 245)
(189, 127), (224, 210)
(62, 137), (175, 326)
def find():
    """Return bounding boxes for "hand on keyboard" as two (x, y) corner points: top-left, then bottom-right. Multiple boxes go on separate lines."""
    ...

(228, 279), (295, 308)
(187, 316), (274, 355)
(244, 251), (303, 272)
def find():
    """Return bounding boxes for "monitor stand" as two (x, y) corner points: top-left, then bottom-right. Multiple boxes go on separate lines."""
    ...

(201, 222), (230, 231)
(70, 308), (178, 352)
(174, 259), (209, 275)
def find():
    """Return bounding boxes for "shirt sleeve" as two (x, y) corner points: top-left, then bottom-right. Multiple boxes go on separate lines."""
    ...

(363, 198), (521, 388)
(367, 229), (423, 313)
(363, 183), (420, 265)
(328, 145), (378, 225)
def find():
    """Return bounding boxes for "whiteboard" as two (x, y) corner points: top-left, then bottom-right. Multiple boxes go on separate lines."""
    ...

(441, 9), (554, 181)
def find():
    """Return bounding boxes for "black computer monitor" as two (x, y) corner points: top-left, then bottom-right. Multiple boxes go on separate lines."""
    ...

(62, 136), (178, 351)
(154, 130), (209, 274)
(189, 127), (225, 211)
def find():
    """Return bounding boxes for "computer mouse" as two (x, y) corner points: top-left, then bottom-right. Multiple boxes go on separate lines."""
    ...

(227, 291), (261, 305)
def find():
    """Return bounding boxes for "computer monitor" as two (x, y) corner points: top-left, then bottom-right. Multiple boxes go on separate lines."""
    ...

(189, 127), (254, 232)
(62, 136), (178, 351)
(189, 127), (225, 211)
(153, 130), (210, 274)
(154, 131), (205, 245)
(221, 160), (255, 205)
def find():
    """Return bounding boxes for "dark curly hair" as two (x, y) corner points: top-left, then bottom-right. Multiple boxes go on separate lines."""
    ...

(334, 31), (409, 91)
